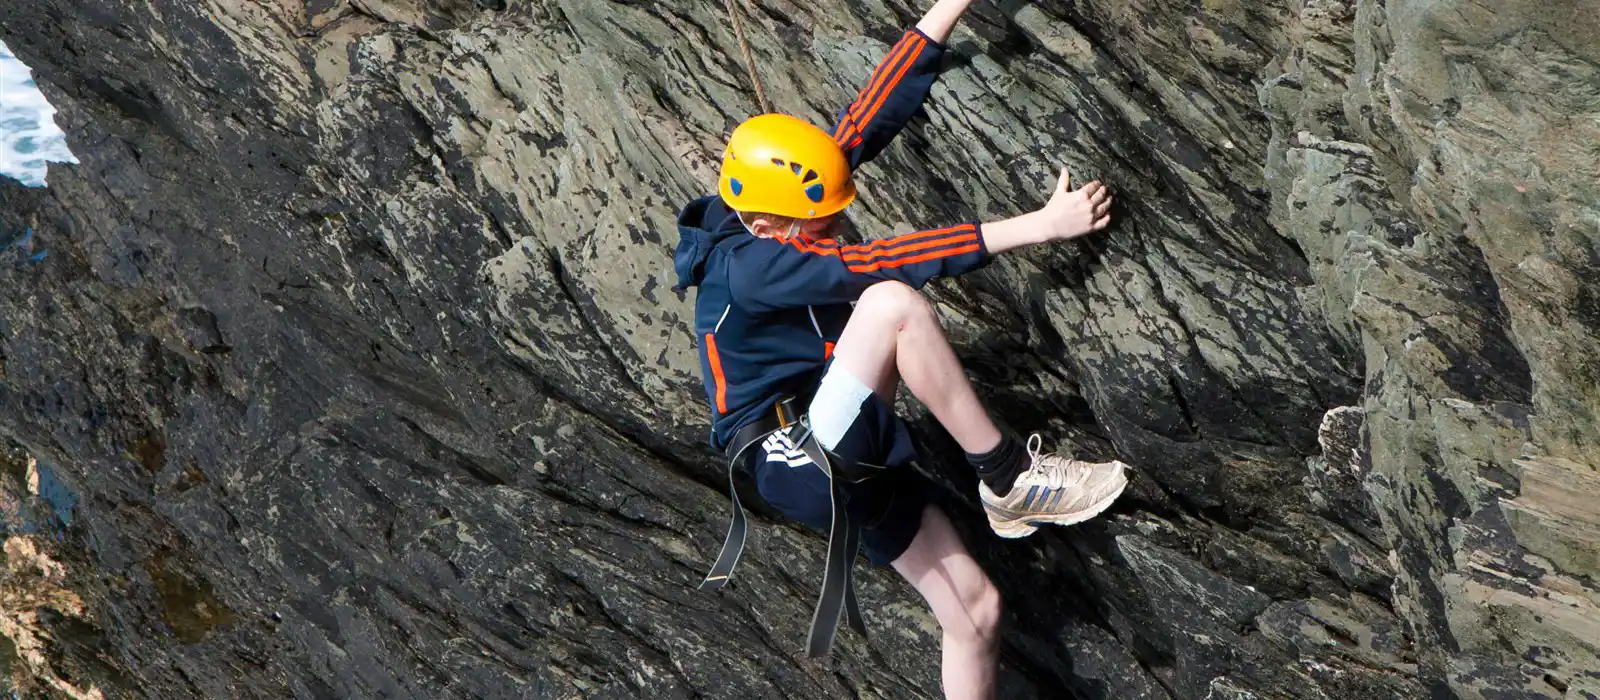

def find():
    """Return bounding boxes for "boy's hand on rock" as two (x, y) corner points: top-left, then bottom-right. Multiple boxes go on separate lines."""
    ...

(1037, 167), (1112, 243)
(973, 167), (1115, 256)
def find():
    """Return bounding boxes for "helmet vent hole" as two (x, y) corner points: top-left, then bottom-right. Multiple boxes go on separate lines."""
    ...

(730, 178), (744, 196)
(802, 169), (819, 183)
(771, 158), (786, 167)
(790, 162), (803, 175)
(804, 184), (825, 203)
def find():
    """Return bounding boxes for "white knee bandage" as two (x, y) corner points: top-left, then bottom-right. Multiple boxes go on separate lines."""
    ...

(808, 363), (875, 451)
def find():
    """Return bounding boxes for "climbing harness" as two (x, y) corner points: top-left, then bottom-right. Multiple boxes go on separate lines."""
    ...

(722, 0), (772, 114)
(698, 396), (894, 658)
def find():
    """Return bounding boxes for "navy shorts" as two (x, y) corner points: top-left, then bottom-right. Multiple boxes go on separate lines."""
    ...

(750, 364), (928, 567)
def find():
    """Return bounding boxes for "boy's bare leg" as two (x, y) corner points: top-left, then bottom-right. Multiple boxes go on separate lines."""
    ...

(892, 504), (1002, 700)
(829, 281), (1003, 454)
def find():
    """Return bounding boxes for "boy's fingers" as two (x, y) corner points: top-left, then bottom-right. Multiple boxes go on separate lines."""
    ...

(1088, 183), (1109, 203)
(1092, 214), (1112, 230)
(1094, 198), (1112, 216)
(1058, 167), (1071, 193)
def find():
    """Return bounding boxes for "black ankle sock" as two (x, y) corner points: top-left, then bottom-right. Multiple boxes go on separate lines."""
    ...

(968, 435), (1027, 497)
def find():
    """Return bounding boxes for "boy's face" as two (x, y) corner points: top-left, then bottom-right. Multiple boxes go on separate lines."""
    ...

(794, 215), (840, 240)
(747, 213), (841, 241)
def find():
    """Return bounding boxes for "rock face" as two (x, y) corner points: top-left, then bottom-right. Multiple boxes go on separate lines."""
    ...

(0, 0), (1596, 697)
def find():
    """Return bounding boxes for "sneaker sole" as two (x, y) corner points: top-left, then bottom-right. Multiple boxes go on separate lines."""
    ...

(986, 475), (1129, 539)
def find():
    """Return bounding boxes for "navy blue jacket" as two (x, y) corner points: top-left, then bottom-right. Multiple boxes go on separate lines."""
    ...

(673, 28), (992, 449)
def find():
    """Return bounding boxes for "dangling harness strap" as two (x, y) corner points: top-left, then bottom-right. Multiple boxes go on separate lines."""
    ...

(698, 398), (888, 658)
(791, 422), (870, 656)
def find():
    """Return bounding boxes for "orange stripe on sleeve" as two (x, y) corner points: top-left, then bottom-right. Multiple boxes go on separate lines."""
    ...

(834, 34), (920, 145)
(780, 225), (978, 263)
(833, 116), (859, 144)
(705, 333), (728, 414)
(854, 34), (926, 129)
(836, 225), (971, 255)
(779, 238), (841, 259)
(849, 34), (920, 124)
(800, 224), (973, 255)
(834, 37), (911, 143)
(847, 243), (982, 273)
(839, 234), (977, 263)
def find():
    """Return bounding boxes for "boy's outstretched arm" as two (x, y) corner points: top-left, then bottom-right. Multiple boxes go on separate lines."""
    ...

(916, 0), (978, 43)
(983, 169), (1113, 254)
(727, 171), (1113, 312)
(830, 0), (978, 167)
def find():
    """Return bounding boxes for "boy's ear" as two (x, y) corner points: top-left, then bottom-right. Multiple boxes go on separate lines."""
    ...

(752, 217), (784, 237)
(739, 212), (782, 237)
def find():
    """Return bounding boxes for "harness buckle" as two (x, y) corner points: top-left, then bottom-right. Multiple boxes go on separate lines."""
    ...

(774, 396), (799, 429)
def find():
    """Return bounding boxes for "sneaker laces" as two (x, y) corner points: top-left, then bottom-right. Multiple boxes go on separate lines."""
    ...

(1021, 433), (1079, 491)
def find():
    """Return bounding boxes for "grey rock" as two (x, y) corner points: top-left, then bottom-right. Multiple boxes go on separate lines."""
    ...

(0, 0), (1595, 698)
(1118, 535), (1272, 632)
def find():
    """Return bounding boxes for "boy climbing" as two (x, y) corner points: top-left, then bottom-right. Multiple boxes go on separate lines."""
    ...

(671, 1), (1130, 697)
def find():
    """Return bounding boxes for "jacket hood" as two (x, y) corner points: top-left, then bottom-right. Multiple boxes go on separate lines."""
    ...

(673, 196), (746, 292)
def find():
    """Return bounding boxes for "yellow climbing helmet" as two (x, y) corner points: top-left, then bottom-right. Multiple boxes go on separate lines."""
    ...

(718, 113), (857, 219)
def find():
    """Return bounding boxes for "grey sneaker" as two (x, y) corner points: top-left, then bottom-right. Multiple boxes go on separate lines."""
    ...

(979, 435), (1129, 538)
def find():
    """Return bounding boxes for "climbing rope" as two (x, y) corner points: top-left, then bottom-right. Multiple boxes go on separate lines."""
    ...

(723, 0), (772, 114)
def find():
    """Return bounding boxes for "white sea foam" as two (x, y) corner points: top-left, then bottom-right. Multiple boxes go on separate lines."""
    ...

(0, 41), (78, 187)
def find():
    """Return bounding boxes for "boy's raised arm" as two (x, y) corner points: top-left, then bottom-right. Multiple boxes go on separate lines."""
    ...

(915, 0), (978, 43)
(829, 0), (977, 168)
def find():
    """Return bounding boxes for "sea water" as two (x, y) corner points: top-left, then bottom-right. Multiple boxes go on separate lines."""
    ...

(0, 40), (77, 187)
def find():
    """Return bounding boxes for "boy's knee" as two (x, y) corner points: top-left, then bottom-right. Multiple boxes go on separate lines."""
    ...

(941, 574), (1002, 646)
(967, 578), (1003, 644)
(857, 281), (929, 320)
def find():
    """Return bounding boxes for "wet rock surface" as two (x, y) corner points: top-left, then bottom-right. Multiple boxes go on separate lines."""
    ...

(0, 0), (1596, 697)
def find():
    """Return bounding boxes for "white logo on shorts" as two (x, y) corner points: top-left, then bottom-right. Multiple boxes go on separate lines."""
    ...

(762, 431), (814, 468)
